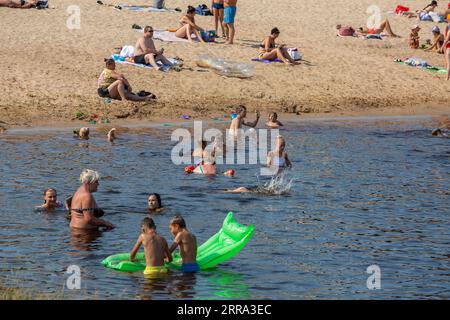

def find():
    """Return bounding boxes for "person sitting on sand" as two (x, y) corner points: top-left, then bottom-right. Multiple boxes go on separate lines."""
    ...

(176, 5), (206, 43)
(73, 127), (89, 140)
(169, 215), (199, 273)
(0, 0), (38, 8)
(266, 135), (292, 174)
(69, 169), (115, 230)
(258, 28), (300, 65)
(357, 18), (400, 37)
(134, 26), (175, 71)
(229, 105), (260, 139)
(97, 58), (156, 102)
(266, 112), (283, 128)
(425, 26), (445, 52)
(439, 25), (450, 80)
(409, 25), (421, 49)
(36, 188), (64, 211)
(130, 217), (172, 276)
(192, 139), (217, 175)
(148, 193), (163, 212)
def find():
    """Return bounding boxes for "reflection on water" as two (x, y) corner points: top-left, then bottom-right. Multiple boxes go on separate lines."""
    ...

(0, 116), (449, 299)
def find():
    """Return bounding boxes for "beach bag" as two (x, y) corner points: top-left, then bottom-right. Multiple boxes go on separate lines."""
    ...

(196, 4), (212, 16)
(200, 31), (216, 42)
(395, 5), (409, 14)
(119, 45), (135, 58)
(287, 48), (302, 61)
(153, 0), (164, 9)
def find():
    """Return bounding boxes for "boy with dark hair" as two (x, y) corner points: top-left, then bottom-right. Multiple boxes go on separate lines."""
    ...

(169, 215), (199, 272)
(130, 217), (172, 275)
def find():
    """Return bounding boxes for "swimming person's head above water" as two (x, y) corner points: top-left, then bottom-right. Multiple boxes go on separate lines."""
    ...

(148, 193), (162, 211)
(79, 169), (100, 193)
(42, 188), (58, 209)
(169, 215), (186, 236)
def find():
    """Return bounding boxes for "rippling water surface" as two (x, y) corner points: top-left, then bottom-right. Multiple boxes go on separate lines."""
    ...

(0, 116), (449, 299)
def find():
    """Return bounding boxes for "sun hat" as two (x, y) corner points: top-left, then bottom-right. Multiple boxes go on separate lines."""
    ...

(431, 25), (440, 33)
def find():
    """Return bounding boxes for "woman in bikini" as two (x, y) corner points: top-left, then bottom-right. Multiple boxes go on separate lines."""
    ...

(212, 0), (226, 38)
(357, 18), (399, 37)
(192, 140), (217, 175)
(175, 5), (206, 43)
(69, 169), (114, 230)
(258, 27), (299, 65)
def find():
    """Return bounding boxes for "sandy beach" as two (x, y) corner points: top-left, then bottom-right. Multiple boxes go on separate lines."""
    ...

(0, 0), (449, 129)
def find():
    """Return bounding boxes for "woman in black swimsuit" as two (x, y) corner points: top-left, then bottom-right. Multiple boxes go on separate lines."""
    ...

(258, 27), (299, 65)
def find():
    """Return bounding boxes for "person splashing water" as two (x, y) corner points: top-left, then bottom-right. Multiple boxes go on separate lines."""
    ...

(224, 171), (293, 195)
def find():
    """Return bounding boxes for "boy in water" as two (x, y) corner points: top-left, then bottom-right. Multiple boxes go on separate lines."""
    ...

(130, 217), (172, 276)
(169, 215), (199, 272)
(228, 105), (260, 139)
(266, 112), (283, 128)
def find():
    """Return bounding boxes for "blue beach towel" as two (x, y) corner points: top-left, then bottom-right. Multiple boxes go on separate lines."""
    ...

(111, 54), (177, 71)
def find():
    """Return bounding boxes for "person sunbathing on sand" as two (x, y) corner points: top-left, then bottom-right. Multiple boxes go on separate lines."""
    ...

(134, 26), (175, 71)
(0, 0), (37, 8)
(266, 112), (283, 128)
(175, 5), (206, 43)
(357, 18), (400, 37)
(259, 27), (300, 65)
(97, 58), (156, 102)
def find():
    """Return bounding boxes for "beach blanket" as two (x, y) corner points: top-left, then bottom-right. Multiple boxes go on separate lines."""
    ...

(148, 29), (200, 42)
(119, 4), (177, 12)
(395, 60), (446, 74)
(251, 58), (282, 63)
(111, 54), (177, 71)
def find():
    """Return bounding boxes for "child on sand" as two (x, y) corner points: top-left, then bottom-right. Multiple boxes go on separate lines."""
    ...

(409, 25), (421, 49)
(169, 215), (199, 272)
(223, 0), (237, 44)
(228, 105), (260, 139)
(130, 217), (172, 276)
(212, 0), (225, 38)
(425, 26), (445, 52)
(266, 112), (283, 128)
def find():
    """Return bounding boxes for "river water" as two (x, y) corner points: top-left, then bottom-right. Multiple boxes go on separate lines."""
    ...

(0, 116), (449, 299)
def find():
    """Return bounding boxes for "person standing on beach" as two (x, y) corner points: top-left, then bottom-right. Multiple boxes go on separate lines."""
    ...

(134, 26), (175, 70)
(69, 169), (115, 230)
(439, 24), (450, 80)
(223, 0), (237, 44)
(212, 0), (225, 38)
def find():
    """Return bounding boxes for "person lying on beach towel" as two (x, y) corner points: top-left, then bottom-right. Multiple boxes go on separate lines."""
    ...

(0, 0), (39, 8)
(97, 58), (156, 102)
(358, 18), (400, 37)
(258, 27), (300, 65)
(175, 5), (206, 43)
(134, 26), (175, 71)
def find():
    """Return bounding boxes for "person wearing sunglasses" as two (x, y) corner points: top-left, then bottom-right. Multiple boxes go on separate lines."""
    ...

(134, 26), (175, 71)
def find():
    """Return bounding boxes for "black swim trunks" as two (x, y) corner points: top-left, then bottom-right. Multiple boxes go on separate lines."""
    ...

(97, 87), (110, 98)
(133, 54), (148, 65)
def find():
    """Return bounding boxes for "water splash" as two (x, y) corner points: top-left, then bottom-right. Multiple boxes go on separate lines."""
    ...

(255, 171), (294, 195)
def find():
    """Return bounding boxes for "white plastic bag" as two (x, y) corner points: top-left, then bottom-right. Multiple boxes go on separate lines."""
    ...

(119, 45), (135, 58)
(287, 48), (302, 61)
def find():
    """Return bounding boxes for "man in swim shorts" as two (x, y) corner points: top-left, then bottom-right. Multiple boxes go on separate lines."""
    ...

(134, 26), (175, 71)
(169, 215), (199, 272)
(130, 217), (172, 276)
(223, 0), (237, 44)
